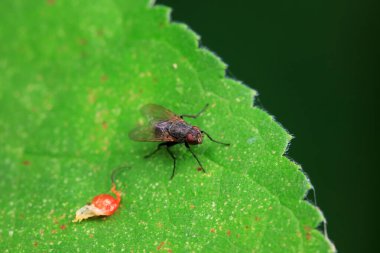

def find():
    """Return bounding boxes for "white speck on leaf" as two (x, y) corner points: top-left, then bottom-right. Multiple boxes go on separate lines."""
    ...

(247, 137), (256, 144)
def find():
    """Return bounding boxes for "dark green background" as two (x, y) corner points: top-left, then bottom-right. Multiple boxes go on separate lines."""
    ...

(157, 0), (379, 252)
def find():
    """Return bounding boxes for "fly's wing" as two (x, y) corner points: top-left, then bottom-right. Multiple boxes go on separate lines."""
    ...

(140, 104), (178, 122)
(128, 125), (163, 142)
(128, 104), (179, 142)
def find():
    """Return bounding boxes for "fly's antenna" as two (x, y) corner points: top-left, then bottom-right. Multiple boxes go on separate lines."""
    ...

(110, 165), (130, 185)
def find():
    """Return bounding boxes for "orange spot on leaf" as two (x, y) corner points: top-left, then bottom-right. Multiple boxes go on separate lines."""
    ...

(100, 75), (108, 83)
(226, 230), (231, 236)
(304, 226), (312, 240)
(60, 224), (66, 230)
(22, 160), (31, 166)
(102, 121), (108, 130)
(157, 241), (165, 250)
(210, 228), (216, 233)
(78, 38), (87, 46)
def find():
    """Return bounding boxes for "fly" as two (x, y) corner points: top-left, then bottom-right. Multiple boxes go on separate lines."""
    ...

(129, 104), (230, 179)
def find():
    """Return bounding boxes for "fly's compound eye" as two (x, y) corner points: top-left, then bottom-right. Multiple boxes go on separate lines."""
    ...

(186, 133), (193, 143)
(186, 133), (196, 144)
(186, 133), (203, 144)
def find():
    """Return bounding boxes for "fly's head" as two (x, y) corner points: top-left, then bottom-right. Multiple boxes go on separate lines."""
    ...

(186, 126), (203, 145)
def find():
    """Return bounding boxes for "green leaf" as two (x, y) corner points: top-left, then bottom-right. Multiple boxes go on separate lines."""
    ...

(0, 0), (335, 252)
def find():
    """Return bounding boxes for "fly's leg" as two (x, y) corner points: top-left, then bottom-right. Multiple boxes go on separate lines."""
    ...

(185, 142), (206, 173)
(145, 142), (179, 179)
(166, 145), (177, 180)
(144, 142), (168, 159)
(180, 104), (209, 119)
(202, 130), (230, 146)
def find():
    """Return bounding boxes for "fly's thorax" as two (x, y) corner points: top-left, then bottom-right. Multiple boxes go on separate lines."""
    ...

(168, 121), (192, 141)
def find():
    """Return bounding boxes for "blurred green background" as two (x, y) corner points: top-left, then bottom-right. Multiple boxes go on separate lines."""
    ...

(157, 0), (379, 252)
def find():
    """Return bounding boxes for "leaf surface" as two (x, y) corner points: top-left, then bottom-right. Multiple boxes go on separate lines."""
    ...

(0, 0), (335, 252)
